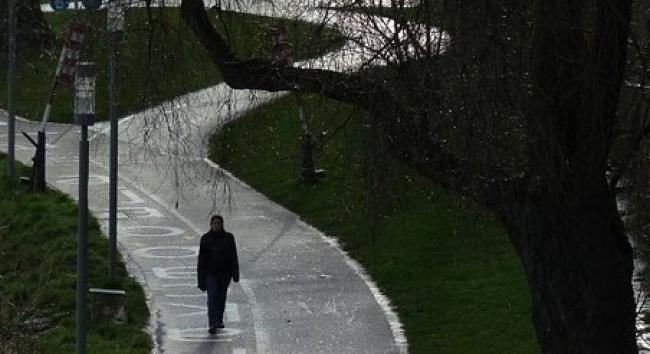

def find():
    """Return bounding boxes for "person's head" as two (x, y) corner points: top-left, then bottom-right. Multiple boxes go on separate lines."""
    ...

(210, 215), (224, 232)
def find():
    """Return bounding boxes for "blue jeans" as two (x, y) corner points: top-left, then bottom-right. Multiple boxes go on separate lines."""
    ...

(206, 273), (230, 328)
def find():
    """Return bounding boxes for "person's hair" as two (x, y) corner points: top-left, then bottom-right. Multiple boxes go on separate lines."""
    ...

(210, 215), (224, 224)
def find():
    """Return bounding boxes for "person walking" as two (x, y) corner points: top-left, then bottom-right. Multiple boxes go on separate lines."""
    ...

(197, 215), (240, 334)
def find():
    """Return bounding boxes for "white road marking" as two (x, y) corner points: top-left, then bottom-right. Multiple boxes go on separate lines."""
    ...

(119, 206), (164, 218)
(132, 246), (198, 259)
(168, 302), (240, 322)
(56, 174), (109, 185)
(168, 303), (205, 317)
(152, 266), (195, 280)
(167, 327), (240, 342)
(0, 131), (58, 138)
(85, 163), (263, 352)
(119, 188), (145, 204)
(122, 225), (185, 237)
(161, 283), (196, 288)
(165, 294), (204, 298)
(97, 211), (129, 220)
(15, 144), (31, 151)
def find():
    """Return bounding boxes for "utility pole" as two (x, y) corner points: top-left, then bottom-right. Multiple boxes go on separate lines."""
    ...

(7, 0), (16, 179)
(75, 62), (95, 354)
(107, 0), (124, 281)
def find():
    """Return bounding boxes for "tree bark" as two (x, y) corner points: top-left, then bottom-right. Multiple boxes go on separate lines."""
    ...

(499, 180), (637, 353)
(510, 0), (638, 352)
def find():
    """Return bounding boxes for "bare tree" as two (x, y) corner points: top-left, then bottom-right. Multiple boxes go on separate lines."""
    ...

(180, 0), (639, 352)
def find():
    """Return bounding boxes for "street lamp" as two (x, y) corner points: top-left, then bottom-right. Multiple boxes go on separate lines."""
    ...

(75, 62), (94, 354)
(107, 0), (125, 281)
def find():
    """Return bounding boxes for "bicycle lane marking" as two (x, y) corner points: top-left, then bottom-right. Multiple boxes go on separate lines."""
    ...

(84, 159), (259, 353)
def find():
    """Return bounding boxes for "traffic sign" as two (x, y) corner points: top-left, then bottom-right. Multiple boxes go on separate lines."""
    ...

(50, 0), (70, 11)
(56, 22), (87, 85)
(81, 0), (101, 10)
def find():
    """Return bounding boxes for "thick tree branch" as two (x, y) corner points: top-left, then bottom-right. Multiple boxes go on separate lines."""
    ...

(180, 0), (395, 111)
(179, 0), (518, 206)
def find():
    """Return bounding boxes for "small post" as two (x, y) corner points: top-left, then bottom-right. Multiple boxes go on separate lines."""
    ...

(296, 95), (324, 183)
(36, 131), (46, 191)
(75, 62), (95, 354)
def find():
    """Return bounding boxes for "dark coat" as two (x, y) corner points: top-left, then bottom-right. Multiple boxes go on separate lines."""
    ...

(197, 230), (239, 290)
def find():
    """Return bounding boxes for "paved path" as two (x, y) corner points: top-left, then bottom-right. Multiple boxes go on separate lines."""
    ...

(30, 0), (650, 352)
(1, 105), (405, 354)
(5, 1), (428, 353)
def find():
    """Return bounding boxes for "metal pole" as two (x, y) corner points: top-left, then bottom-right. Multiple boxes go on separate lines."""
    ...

(76, 123), (89, 354)
(7, 0), (16, 179)
(108, 34), (119, 281)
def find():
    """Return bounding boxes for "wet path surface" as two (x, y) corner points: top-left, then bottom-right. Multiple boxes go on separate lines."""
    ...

(0, 114), (406, 354)
(17, 1), (440, 352)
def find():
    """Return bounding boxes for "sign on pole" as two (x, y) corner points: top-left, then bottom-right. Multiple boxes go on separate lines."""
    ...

(81, 0), (101, 10)
(50, 0), (70, 12)
(41, 21), (86, 131)
(107, 0), (126, 34)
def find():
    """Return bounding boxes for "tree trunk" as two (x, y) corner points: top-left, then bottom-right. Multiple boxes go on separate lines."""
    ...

(512, 0), (637, 349)
(499, 179), (637, 353)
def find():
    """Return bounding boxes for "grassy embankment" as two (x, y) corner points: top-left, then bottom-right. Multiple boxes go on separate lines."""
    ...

(0, 7), (342, 122)
(209, 95), (540, 353)
(0, 154), (150, 353)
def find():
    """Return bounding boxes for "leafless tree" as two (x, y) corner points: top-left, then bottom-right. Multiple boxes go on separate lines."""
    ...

(179, 0), (641, 352)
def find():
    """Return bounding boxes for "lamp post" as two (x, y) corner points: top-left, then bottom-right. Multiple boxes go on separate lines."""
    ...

(107, 0), (124, 282)
(75, 62), (95, 354)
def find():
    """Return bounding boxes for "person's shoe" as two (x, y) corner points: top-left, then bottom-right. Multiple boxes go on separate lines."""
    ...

(208, 327), (217, 335)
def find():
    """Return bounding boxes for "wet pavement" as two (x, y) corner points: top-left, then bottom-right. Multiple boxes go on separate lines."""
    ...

(14, 1), (439, 353)
(0, 107), (406, 354)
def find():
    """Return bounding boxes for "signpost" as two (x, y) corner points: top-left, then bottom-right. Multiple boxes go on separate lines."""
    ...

(75, 62), (95, 354)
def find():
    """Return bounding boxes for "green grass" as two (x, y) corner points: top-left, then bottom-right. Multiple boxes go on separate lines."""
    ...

(0, 155), (151, 353)
(0, 8), (343, 123)
(209, 94), (539, 353)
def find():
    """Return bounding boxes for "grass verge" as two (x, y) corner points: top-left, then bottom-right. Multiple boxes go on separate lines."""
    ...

(0, 7), (343, 123)
(0, 154), (151, 354)
(209, 94), (539, 353)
